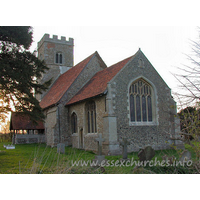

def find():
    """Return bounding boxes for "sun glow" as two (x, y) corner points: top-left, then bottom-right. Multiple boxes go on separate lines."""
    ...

(0, 100), (11, 133)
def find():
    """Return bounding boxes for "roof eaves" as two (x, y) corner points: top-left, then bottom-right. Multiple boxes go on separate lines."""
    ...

(41, 102), (58, 111)
(54, 52), (97, 107)
(40, 52), (96, 109)
(65, 55), (134, 106)
(66, 91), (106, 106)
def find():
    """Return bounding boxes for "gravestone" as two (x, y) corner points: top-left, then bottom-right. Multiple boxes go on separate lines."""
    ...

(93, 134), (106, 166)
(120, 137), (130, 160)
(138, 146), (155, 162)
(57, 143), (65, 154)
(179, 150), (192, 162)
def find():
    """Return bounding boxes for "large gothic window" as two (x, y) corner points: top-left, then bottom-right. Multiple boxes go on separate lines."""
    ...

(86, 101), (97, 133)
(129, 79), (153, 123)
(71, 112), (77, 134)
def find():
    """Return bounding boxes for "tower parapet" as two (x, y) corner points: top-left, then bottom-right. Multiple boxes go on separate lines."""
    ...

(38, 34), (74, 50)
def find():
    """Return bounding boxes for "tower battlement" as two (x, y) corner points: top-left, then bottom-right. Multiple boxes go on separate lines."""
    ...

(38, 34), (74, 49)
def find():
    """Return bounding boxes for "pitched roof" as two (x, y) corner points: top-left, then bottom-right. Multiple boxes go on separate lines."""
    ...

(40, 52), (96, 109)
(66, 55), (134, 106)
(10, 112), (44, 130)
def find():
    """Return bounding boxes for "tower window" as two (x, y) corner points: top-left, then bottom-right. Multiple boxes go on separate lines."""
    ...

(55, 52), (63, 64)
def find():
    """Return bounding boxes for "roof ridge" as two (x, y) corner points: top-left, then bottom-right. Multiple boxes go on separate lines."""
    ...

(66, 53), (135, 106)
(40, 52), (97, 109)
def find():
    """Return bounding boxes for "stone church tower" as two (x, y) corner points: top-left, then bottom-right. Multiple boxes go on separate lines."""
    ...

(36, 34), (74, 101)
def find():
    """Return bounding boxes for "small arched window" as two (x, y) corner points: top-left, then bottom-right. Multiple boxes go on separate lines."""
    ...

(129, 79), (153, 123)
(85, 101), (97, 133)
(55, 52), (63, 64)
(71, 112), (77, 134)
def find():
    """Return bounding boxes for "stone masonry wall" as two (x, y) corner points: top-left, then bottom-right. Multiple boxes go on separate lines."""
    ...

(109, 50), (176, 152)
(14, 134), (45, 144)
(44, 106), (58, 147)
(71, 133), (79, 148)
(68, 96), (108, 154)
(58, 54), (107, 146)
(38, 34), (74, 67)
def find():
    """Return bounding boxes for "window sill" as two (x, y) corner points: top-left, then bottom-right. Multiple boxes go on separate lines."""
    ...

(129, 121), (157, 126)
(86, 133), (98, 136)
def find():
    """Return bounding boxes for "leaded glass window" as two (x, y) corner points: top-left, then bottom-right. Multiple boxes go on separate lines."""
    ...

(86, 101), (97, 133)
(129, 79), (153, 122)
(71, 112), (77, 133)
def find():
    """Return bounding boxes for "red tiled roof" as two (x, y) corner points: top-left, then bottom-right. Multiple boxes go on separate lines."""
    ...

(40, 52), (95, 109)
(10, 112), (44, 130)
(66, 55), (133, 105)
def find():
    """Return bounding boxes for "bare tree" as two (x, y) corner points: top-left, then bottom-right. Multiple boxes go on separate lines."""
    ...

(173, 27), (200, 108)
(172, 28), (200, 171)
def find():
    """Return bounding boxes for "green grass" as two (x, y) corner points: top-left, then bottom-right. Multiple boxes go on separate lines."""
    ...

(0, 142), (197, 174)
(0, 142), (96, 174)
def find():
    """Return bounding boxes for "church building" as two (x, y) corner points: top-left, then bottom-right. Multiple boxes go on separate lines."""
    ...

(37, 34), (180, 155)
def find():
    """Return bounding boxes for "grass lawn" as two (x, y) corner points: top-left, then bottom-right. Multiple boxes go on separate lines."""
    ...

(0, 142), (197, 174)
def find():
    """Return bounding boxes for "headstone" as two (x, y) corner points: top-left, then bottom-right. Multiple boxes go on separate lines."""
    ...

(57, 143), (65, 154)
(138, 146), (155, 162)
(144, 146), (155, 160)
(120, 137), (130, 160)
(93, 134), (106, 166)
(179, 150), (192, 162)
(138, 149), (146, 162)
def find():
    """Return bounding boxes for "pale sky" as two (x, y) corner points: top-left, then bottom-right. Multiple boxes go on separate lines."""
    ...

(2, 0), (200, 104)
(31, 26), (199, 100)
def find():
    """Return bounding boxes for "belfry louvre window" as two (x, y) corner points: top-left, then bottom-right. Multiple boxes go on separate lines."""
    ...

(71, 112), (77, 133)
(56, 52), (62, 64)
(86, 101), (97, 133)
(129, 79), (153, 122)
